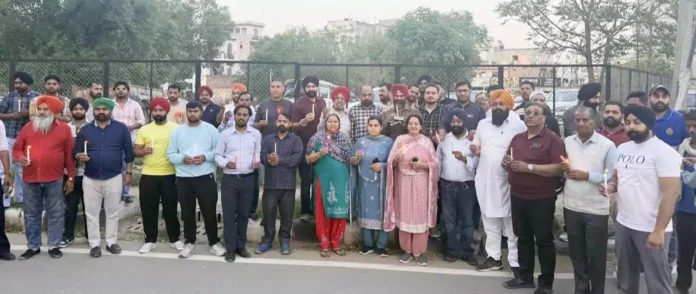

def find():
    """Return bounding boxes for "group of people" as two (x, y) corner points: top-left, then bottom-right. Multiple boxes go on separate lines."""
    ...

(0, 70), (693, 294)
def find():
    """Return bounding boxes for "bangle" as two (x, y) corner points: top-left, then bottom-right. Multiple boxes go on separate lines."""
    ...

(300, 119), (308, 127)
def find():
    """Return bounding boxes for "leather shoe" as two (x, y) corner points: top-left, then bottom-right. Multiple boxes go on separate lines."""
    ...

(48, 248), (63, 259)
(106, 244), (122, 255)
(225, 252), (236, 262)
(236, 249), (252, 258)
(19, 248), (40, 260)
(0, 252), (16, 261)
(90, 247), (102, 258)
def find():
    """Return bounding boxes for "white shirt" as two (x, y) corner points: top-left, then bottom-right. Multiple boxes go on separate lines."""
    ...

(438, 133), (477, 182)
(616, 137), (682, 232)
(563, 132), (617, 215)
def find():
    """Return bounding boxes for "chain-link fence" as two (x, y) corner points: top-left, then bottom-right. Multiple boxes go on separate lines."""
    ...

(2, 60), (671, 112)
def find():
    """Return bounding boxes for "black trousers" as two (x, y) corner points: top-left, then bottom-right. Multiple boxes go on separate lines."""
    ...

(177, 174), (219, 245)
(62, 175), (87, 241)
(511, 195), (557, 287)
(564, 208), (608, 294)
(139, 175), (180, 243)
(0, 184), (8, 253)
(262, 189), (295, 243)
(249, 169), (260, 215)
(298, 160), (314, 215)
(676, 211), (696, 291)
(221, 173), (254, 252)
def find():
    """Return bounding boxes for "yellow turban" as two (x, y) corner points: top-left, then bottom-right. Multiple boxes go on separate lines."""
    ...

(490, 89), (514, 110)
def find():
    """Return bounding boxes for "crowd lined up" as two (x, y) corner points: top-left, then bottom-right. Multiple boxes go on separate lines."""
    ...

(0, 71), (694, 294)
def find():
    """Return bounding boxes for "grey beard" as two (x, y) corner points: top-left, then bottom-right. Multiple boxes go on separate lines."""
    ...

(33, 114), (55, 134)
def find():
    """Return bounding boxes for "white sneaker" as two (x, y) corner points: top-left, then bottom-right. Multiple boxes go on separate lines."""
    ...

(139, 243), (157, 254)
(210, 243), (227, 256)
(171, 241), (185, 251)
(559, 232), (568, 242)
(179, 244), (195, 258)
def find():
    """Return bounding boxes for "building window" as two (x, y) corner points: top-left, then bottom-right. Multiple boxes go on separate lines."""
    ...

(242, 28), (247, 34)
(240, 44), (243, 49)
(512, 55), (519, 63)
(235, 28), (240, 33)
(254, 28), (259, 38)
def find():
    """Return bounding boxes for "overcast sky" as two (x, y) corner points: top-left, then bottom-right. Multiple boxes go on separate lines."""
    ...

(218, 0), (535, 48)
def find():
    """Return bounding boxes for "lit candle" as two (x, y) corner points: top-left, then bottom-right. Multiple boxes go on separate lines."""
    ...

(361, 140), (365, 153)
(26, 145), (31, 162)
(560, 155), (568, 164)
(312, 104), (315, 114)
(396, 105), (399, 117)
(193, 143), (198, 155)
(401, 143), (405, 155)
(510, 148), (514, 160)
(327, 135), (332, 148)
(17, 100), (21, 112)
(83, 140), (88, 154)
(265, 109), (268, 121)
(435, 132), (441, 143)
(603, 169), (609, 191)
(234, 153), (238, 163)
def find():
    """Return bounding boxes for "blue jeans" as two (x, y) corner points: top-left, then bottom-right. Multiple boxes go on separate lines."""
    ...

(440, 180), (476, 258)
(121, 155), (129, 198)
(23, 179), (64, 249)
(362, 228), (388, 249)
(7, 138), (24, 203)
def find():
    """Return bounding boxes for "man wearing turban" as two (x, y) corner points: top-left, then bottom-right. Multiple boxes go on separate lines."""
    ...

(197, 86), (221, 128)
(11, 95), (76, 260)
(562, 83), (603, 137)
(381, 84), (420, 140)
(1, 71), (40, 204)
(29, 75), (72, 123)
(133, 97), (183, 254)
(469, 89), (526, 274)
(217, 83), (248, 125)
(317, 86), (351, 138)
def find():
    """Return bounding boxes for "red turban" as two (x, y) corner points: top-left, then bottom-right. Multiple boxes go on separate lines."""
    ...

(149, 97), (171, 113)
(198, 86), (213, 97)
(391, 84), (408, 97)
(231, 83), (247, 92)
(331, 86), (350, 103)
(36, 95), (63, 114)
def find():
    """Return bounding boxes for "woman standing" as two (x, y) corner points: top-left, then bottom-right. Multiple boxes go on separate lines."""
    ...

(350, 116), (394, 257)
(306, 114), (352, 258)
(385, 115), (439, 266)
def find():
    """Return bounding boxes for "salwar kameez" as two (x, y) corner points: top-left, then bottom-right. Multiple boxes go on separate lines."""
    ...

(315, 179), (347, 250)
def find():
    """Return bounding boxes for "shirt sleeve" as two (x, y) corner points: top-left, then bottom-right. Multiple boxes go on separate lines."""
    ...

(291, 100), (303, 123)
(122, 125), (134, 163)
(12, 128), (27, 162)
(214, 130), (228, 168)
(255, 103), (264, 123)
(134, 128), (145, 145)
(588, 143), (617, 185)
(283, 136), (305, 168)
(656, 146), (683, 178)
(0, 94), (10, 114)
(166, 129), (185, 165)
(260, 136), (270, 166)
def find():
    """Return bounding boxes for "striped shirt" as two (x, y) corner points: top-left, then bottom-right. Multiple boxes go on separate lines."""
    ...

(348, 104), (385, 143)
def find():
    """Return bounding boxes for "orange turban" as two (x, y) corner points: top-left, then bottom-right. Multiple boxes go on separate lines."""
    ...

(36, 95), (63, 114)
(490, 89), (514, 110)
(231, 83), (247, 93)
(391, 84), (408, 97)
(331, 86), (350, 103)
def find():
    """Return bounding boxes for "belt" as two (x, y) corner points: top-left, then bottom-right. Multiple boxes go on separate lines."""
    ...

(228, 173), (253, 179)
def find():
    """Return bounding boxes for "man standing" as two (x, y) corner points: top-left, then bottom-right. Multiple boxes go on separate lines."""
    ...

(514, 81), (535, 110)
(597, 101), (630, 146)
(291, 76), (326, 222)
(219, 92), (256, 132)
(166, 84), (188, 125)
(408, 85), (420, 108)
(318, 86), (351, 138)
(255, 80), (294, 139)
(378, 83), (392, 109)
(60, 98), (90, 248)
(85, 82), (103, 122)
(198, 86), (221, 128)
(381, 84), (420, 140)
(626, 91), (648, 107)
(0, 72), (39, 204)
(417, 75), (432, 94)
(470, 90), (526, 273)
(438, 109), (478, 266)
(349, 85), (385, 143)
(603, 106), (681, 294)
(75, 98), (133, 258)
(675, 111), (696, 294)
(256, 112), (304, 255)
(563, 83), (603, 137)
(503, 102), (565, 293)
(420, 84), (443, 145)
(167, 101), (224, 259)
(439, 81), (486, 138)
(13, 95), (75, 260)
(30, 75), (72, 123)
(134, 98), (183, 254)
(215, 105), (261, 262)
(562, 106), (617, 294)
(0, 119), (12, 261)
(217, 83), (247, 124)
(111, 81), (145, 204)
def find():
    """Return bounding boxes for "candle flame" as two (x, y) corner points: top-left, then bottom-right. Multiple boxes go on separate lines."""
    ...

(27, 145), (31, 149)
(604, 169), (608, 174)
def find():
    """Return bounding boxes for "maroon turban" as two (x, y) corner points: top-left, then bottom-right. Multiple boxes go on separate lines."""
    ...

(198, 86), (213, 97)
(391, 84), (408, 97)
(149, 97), (171, 113)
(331, 86), (351, 103)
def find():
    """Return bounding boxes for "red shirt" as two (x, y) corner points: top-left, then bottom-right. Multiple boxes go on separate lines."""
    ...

(12, 120), (75, 183)
(507, 128), (566, 199)
(596, 126), (630, 147)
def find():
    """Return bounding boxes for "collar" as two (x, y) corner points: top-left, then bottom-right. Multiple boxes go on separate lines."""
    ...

(656, 108), (674, 122)
(93, 119), (112, 127)
(573, 131), (598, 144)
(599, 125), (626, 135)
(232, 127), (251, 134)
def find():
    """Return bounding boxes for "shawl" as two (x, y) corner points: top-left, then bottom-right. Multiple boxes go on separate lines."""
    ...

(307, 128), (351, 163)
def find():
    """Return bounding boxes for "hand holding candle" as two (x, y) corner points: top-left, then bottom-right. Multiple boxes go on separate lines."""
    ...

(83, 140), (88, 155)
(274, 142), (277, 154)
(150, 136), (155, 151)
(603, 169), (609, 195)
(26, 145), (31, 163)
(510, 148), (514, 160)
(560, 155), (568, 164)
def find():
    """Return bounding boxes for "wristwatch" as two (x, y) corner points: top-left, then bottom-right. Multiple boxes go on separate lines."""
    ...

(527, 164), (534, 173)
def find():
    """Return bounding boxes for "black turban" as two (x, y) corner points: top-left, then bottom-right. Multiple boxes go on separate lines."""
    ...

(302, 76), (319, 89)
(624, 105), (656, 129)
(577, 83), (601, 101)
(69, 98), (89, 111)
(13, 71), (34, 85)
(442, 108), (474, 133)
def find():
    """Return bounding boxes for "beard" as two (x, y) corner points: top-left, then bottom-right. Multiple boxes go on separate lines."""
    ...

(72, 113), (86, 121)
(491, 109), (510, 126)
(380, 96), (390, 104)
(153, 114), (167, 123)
(95, 113), (110, 122)
(33, 114), (55, 134)
(394, 99), (406, 108)
(583, 101), (599, 110)
(627, 129), (650, 142)
(89, 91), (102, 99)
(361, 99), (373, 107)
(236, 119), (248, 128)
(278, 126), (288, 134)
(651, 102), (668, 113)
(116, 93), (128, 99)
(188, 116), (200, 123)
(306, 91), (317, 98)
(603, 117), (620, 128)
(451, 126), (465, 136)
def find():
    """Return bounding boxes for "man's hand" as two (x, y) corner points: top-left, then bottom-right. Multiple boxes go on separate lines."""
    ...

(305, 112), (315, 122)
(355, 150), (363, 161)
(509, 161), (528, 173)
(371, 163), (382, 173)
(599, 182), (616, 197)
(223, 111), (232, 124)
(453, 151), (466, 163)
(268, 154), (279, 166)
(430, 135), (439, 145)
(76, 153), (90, 162)
(193, 155), (206, 165)
(183, 156), (195, 165)
(646, 230), (665, 251)
(64, 179), (74, 194)
(123, 173), (132, 186)
(257, 120), (269, 128)
(319, 147), (328, 156)
(567, 169), (589, 181)
(4, 173), (12, 188)
(469, 145), (481, 156)
(502, 155), (512, 166)
(561, 161), (570, 172)
(226, 161), (237, 169)
(467, 130), (476, 141)
(321, 108), (329, 117)
(143, 147), (153, 155)
(18, 158), (30, 167)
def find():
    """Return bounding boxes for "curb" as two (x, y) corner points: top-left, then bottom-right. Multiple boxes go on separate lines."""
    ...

(4, 200), (141, 230)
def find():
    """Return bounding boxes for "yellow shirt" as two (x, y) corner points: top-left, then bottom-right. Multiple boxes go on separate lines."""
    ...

(135, 122), (179, 175)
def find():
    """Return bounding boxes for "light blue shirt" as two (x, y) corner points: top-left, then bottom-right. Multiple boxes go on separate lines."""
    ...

(215, 126), (261, 175)
(572, 132), (618, 185)
(166, 122), (219, 177)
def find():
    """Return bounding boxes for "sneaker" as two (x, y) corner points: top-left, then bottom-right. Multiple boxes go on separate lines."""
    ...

(90, 246), (102, 258)
(171, 241), (185, 251)
(358, 246), (373, 255)
(139, 243), (157, 254)
(375, 248), (388, 257)
(503, 278), (535, 289)
(280, 241), (292, 255)
(398, 253), (413, 264)
(443, 253), (458, 263)
(179, 244), (195, 258)
(415, 255), (428, 266)
(48, 248), (63, 259)
(477, 257), (503, 272)
(19, 248), (40, 260)
(210, 243), (227, 256)
(461, 255), (479, 266)
(0, 252), (16, 261)
(534, 286), (554, 294)
(559, 232), (568, 242)
(106, 244), (122, 255)
(59, 238), (72, 248)
(255, 243), (273, 254)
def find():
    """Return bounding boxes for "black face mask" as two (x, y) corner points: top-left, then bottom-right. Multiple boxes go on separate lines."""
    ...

(627, 129), (650, 142)
(451, 126), (465, 136)
(583, 101), (599, 110)
(278, 126), (288, 134)
(603, 117), (620, 128)
(306, 91), (317, 98)
(491, 109), (509, 126)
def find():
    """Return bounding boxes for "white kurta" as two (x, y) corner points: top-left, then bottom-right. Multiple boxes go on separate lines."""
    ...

(473, 111), (527, 218)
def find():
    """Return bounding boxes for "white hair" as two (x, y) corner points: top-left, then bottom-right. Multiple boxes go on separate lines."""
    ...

(33, 113), (55, 134)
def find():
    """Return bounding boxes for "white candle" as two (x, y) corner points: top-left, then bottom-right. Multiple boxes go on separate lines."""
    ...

(510, 148), (514, 160)
(396, 105), (399, 117)
(235, 153), (238, 163)
(603, 169), (609, 191)
(150, 136), (155, 150)
(17, 100), (21, 112)
(193, 143), (198, 155)
(274, 142), (277, 154)
(26, 145), (31, 162)
(265, 109), (268, 121)
(312, 104), (315, 114)
(435, 132), (440, 143)
(83, 140), (88, 154)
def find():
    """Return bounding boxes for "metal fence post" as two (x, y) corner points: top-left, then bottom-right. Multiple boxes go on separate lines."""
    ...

(149, 62), (153, 100)
(394, 66), (402, 84)
(497, 65), (504, 89)
(246, 63), (251, 87)
(605, 65), (612, 102)
(194, 61), (202, 99)
(552, 66), (557, 113)
(628, 69), (632, 91)
(8, 61), (16, 91)
(102, 61), (110, 98)
(294, 63), (301, 98)
(345, 66), (349, 89)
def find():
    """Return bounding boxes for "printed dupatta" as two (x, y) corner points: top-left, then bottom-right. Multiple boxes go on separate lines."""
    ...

(349, 135), (394, 229)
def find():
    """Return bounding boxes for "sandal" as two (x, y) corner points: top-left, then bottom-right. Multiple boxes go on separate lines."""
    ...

(320, 250), (331, 258)
(333, 249), (346, 256)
